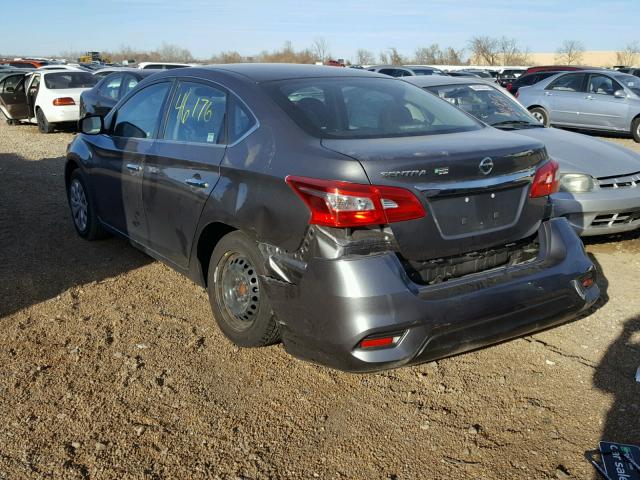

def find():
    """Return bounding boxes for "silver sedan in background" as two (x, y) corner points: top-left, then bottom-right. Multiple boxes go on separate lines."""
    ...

(403, 75), (640, 236)
(517, 70), (640, 143)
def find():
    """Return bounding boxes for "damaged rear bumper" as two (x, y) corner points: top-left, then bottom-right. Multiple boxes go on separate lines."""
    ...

(262, 217), (599, 372)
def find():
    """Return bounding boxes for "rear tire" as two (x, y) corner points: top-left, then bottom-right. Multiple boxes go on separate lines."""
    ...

(207, 231), (280, 347)
(632, 117), (640, 143)
(529, 107), (550, 127)
(67, 169), (108, 240)
(36, 108), (53, 134)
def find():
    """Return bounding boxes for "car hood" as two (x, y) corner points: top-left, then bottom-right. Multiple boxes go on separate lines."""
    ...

(512, 127), (640, 178)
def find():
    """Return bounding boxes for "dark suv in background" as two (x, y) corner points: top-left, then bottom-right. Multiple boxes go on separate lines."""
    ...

(66, 64), (598, 372)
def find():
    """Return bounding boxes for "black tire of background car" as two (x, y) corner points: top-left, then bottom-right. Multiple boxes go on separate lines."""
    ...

(208, 231), (280, 347)
(632, 117), (640, 143)
(36, 108), (53, 134)
(529, 107), (550, 127)
(67, 169), (109, 240)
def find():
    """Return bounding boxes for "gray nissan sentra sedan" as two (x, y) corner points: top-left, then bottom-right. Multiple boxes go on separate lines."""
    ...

(404, 75), (640, 236)
(65, 64), (598, 372)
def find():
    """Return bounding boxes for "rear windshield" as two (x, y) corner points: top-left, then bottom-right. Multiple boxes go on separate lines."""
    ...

(44, 72), (97, 89)
(426, 83), (537, 126)
(614, 73), (640, 96)
(264, 77), (482, 139)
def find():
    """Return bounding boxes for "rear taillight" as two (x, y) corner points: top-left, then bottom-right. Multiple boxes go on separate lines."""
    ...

(506, 83), (513, 91)
(530, 160), (560, 198)
(286, 176), (425, 228)
(53, 97), (75, 106)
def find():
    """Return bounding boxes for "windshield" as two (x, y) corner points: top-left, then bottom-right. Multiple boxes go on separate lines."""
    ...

(44, 72), (97, 89)
(264, 77), (482, 139)
(614, 73), (640, 96)
(426, 83), (539, 128)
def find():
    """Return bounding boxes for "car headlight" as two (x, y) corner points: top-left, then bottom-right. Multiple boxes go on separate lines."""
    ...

(559, 173), (596, 193)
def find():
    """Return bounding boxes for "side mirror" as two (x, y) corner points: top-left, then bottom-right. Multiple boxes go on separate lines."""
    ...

(614, 89), (627, 99)
(5, 86), (14, 93)
(79, 115), (104, 135)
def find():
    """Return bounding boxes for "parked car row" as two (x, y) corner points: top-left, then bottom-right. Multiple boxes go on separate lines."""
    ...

(518, 70), (640, 142)
(60, 64), (607, 372)
(404, 75), (640, 236)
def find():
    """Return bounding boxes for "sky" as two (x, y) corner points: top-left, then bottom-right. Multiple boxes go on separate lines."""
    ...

(2, 0), (639, 61)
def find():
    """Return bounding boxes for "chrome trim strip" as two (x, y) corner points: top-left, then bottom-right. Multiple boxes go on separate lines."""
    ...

(415, 167), (536, 196)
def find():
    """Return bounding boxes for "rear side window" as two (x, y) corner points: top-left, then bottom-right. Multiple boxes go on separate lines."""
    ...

(412, 69), (434, 76)
(547, 73), (586, 92)
(98, 74), (123, 100)
(229, 98), (257, 143)
(164, 81), (227, 144)
(112, 82), (170, 139)
(121, 74), (140, 96)
(379, 68), (411, 77)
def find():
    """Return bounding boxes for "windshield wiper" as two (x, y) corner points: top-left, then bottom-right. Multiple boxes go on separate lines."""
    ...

(490, 120), (543, 128)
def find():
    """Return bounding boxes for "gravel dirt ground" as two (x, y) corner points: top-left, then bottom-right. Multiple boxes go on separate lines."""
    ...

(0, 120), (638, 480)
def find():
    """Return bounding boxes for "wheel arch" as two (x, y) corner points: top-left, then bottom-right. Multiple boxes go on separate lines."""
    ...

(527, 104), (547, 113)
(196, 222), (237, 286)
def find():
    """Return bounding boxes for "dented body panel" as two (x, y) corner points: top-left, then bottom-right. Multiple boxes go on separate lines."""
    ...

(65, 64), (599, 372)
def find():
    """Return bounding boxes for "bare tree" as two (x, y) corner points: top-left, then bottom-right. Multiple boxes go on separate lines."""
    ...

(413, 44), (465, 65)
(414, 44), (441, 64)
(469, 36), (500, 65)
(555, 40), (585, 65)
(355, 49), (375, 65)
(210, 51), (245, 63)
(379, 47), (404, 65)
(155, 43), (194, 62)
(499, 37), (530, 65)
(441, 47), (465, 65)
(311, 37), (331, 63)
(616, 42), (640, 66)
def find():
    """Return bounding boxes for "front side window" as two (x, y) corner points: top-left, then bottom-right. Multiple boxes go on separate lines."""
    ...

(265, 77), (482, 139)
(587, 74), (621, 96)
(0, 74), (25, 94)
(547, 73), (586, 92)
(614, 73), (640, 96)
(164, 81), (227, 144)
(99, 74), (123, 100)
(112, 82), (170, 139)
(44, 72), (97, 89)
(426, 83), (538, 127)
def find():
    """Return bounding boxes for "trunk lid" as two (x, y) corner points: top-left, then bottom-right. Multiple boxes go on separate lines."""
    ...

(322, 128), (550, 261)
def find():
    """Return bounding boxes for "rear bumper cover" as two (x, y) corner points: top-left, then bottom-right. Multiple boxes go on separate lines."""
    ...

(264, 218), (598, 372)
(551, 188), (640, 236)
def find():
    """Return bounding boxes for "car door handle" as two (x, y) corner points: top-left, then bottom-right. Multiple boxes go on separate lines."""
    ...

(585, 95), (595, 100)
(185, 177), (209, 188)
(544, 91), (553, 96)
(126, 163), (142, 172)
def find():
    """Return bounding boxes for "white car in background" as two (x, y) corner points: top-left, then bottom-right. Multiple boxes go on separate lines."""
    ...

(0, 69), (97, 133)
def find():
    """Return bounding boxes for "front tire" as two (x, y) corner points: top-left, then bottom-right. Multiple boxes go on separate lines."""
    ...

(207, 231), (280, 347)
(632, 117), (640, 143)
(67, 170), (108, 240)
(529, 107), (550, 127)
(36, 108), (54, 134)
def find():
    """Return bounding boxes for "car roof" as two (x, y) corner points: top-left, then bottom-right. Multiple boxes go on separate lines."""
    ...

(401, 75), (496, 88)
(102, 69), (159, 79)
(157, 63), (381, 83)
